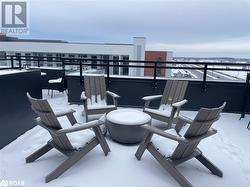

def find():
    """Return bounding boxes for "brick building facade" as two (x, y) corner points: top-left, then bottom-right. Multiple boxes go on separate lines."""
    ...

(144, 51), (170, 77)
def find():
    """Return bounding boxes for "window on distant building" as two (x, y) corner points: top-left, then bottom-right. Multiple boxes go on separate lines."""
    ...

(91, 56), (97, 69)
(113, 56), (119, 75)
(37, 53), (44, 66)
(156, 57), (162, 77)
(55, 54), (64, 66)
(46, 54), (53, 66)
(25, 53), (31, 66)
(78, 54), (87, 58)
(121, 56), (129, 75)
(102, 55), (109, 74)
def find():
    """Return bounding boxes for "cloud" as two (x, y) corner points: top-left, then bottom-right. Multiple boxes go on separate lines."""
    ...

(147, 37), (250, 57)
(21, 0), (250, 57)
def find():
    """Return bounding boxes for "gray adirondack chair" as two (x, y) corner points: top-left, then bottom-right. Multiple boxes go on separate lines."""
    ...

(26, 93), (111, 183)
(81, 75), (120, 122)
(135, 102), (226, 187)
(143, 80), (188, 128)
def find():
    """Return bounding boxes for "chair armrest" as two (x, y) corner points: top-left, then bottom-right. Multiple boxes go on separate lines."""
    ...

(80, 91), (87, 100)
(54, 109), (76, 118)
(56, 120), (104, 135)
(142, 95), (162, 109)
(106, 91), (120, 98)
(142, 124), (187, 143)
(106, 91), (120, 107)
(142, 95), (162, 101)
(172, 99), (188, 108)
(185, 128), (217, 143)
(54, 109), (77, 125)
(175, 114), (193, 132)
(177, 115), (193, 124)
(35, 117), (60, 135)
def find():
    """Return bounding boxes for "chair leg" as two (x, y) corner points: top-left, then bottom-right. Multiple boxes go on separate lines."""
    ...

(195, 153), (223, 177)
(26, 143), (53, 163)
(247, 121), (250, 130)
(45, 139), (99, 183)
(93, 126), (111, 155)
(147, 143), (193, 187)
(51, 90), (53, 98)
(135, 132), (153, 160)
(65, 90), (68, 95)
(85, 112), (89, 122)
(47, 89), (50, 95)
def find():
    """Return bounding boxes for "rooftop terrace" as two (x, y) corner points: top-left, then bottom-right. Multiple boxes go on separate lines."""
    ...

(0, 57), (250, 187)
(0, 91), (250, 187)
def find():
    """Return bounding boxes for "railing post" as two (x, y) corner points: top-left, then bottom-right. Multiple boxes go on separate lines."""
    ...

(107, 60), (110, 87)
(10, 56), (14, 69)
(62, 58), (65, 71)
(201, 63), (208, 92)
(80, 60), (83, 85)
(153, 61), (157, 88)
(240, 73), (250, 119)
(37, 57), (40, 67)
(18, 56), (22, 69)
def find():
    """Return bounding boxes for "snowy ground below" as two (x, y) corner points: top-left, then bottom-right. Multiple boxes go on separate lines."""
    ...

(0, 91), (250, 187)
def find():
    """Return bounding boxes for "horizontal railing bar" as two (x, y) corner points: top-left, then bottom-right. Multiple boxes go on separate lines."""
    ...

(1, 55), (250, 66)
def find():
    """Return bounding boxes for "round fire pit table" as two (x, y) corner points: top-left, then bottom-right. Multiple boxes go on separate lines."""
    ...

(106, 109), (152, 144)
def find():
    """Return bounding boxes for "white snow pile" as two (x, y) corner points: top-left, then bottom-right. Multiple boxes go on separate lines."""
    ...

(0, 92), (250, 187)
(0, 69), (26, 75)
(106, 109), (151, 125)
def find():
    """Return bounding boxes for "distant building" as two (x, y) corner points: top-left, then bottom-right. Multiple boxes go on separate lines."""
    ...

(144, 51), (173, 78)
(0, 34), (173, 77)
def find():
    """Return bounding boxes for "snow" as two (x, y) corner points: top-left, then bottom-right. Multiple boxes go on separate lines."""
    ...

(86, 95), (116, 110)
(0, 69), (26, 75)
(144, 103), (174, 118)
(48, 78), (62, 83)
(159, 104), (173, 112)
(87, 95), (106, 107)
(142, 95), (162, 100)
(152, 129), (179, 157)
(106, 109), (151, 125)
(218, 70), (247, 80)
(66, 126), (95, 149)
(0, 91), (250, 187)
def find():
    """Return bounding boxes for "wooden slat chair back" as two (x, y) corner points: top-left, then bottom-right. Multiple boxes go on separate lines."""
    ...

(84, 75), (107, 102)
(171, 103), (226, 160)
(26, 93), (111, 183)
(81, 75), (120, 122)
(142, 80), (188, 128)
(136, 102), (226, 187)
(160, 80), (188, 105)
(27, 93), (74, 150)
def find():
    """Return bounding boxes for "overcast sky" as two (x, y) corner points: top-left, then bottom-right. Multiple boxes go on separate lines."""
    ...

(24, 0), (250, 58)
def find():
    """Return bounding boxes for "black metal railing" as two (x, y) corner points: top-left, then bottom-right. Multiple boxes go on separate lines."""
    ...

(1, 55), (250, 89)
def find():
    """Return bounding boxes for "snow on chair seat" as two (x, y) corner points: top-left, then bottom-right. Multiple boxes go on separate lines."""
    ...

(66, 125), (95, 149)
(81, 75), (120, 122)
(26, 93), (111, 183)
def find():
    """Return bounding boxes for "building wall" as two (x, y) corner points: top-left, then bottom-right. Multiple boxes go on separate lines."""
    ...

(0, 42), (134, 57)
(0, 37), (147, 76)
(130, 37), (146, 77)
(144, 51), (169, 77)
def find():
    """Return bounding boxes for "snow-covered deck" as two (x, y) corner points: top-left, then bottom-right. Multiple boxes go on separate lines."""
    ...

(0, 92), (250, 187)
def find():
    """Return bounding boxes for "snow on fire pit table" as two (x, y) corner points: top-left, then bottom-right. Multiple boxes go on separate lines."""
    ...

(106, 109), (152, 144)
